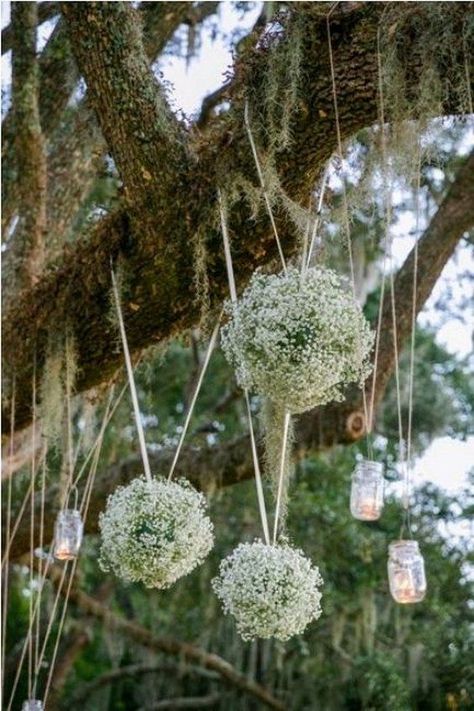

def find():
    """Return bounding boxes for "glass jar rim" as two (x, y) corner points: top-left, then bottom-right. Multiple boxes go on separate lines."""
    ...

(58, 508), (82, 519)
(388, 539), (420, 554)
(353, 459), (384, 475)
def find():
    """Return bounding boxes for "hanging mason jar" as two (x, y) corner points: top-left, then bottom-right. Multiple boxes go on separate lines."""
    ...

(387, 540), (427, 604)
(22, 701), (43, 711)
(53, 509), (84, 561)
(350, 459), (384, 521)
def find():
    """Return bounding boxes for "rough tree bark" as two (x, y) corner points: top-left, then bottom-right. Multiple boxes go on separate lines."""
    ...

(5, 2), (47, 291)
(44, 2), (212, 253)
(3, 2), (472, 436)
(5, 146), (474, 561)
(2, 17), (77, 237)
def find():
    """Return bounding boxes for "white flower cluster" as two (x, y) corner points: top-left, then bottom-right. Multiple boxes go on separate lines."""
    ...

(99, 476), (214, 588)
(221, 266), (374, 413)
(212, 541), (323, 641)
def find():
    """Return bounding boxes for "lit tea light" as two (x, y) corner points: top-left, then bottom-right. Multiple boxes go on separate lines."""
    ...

(350, 459), (384, 521)
(22, 700), (43, 711)
(388, 540), (427, 604)
(53, 509), (84, 561)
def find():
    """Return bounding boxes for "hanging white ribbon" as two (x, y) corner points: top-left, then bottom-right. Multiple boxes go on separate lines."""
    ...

(168, 314), (222, 481)
(272, 411), (291, 545)
(244, 100), (287, 275)
(218, 189), (271, 545)
(110, 267), (152, 484)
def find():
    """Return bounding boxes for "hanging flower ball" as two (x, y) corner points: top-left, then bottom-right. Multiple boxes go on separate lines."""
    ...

(221, 266), (374, 413)
(212, 541), (323, 641)
(99, 476), (214, 588)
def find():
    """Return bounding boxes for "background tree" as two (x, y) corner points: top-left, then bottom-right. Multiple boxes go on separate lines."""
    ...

(2, 2), (473, 710)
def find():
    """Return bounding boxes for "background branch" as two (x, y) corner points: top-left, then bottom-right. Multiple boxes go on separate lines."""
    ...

(41, 563), (285, 710)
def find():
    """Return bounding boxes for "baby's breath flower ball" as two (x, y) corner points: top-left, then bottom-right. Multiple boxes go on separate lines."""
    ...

(221, 266), (374, 413)
(99, 476), (214, 588)
(212, 541), (323, 641)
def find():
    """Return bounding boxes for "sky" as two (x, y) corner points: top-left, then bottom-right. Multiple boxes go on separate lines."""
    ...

(1, 2), (473, 496)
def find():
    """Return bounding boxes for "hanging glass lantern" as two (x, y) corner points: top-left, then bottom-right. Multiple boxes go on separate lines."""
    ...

(22, 701), (43, 711)
(53, 509), (84, 561)
(388, 540), (427, 604)
(350, 459), (384, 521)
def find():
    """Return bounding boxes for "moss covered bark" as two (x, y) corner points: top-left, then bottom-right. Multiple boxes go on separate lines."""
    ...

(2, 2), (473, 434)
(4, 2), (47, 291)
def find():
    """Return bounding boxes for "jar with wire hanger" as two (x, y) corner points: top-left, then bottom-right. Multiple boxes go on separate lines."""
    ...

(53, 486), (84, 561)
(350, 458), (384, 521)
(387, 539), (427, 604)
(22, 700), (44, 711)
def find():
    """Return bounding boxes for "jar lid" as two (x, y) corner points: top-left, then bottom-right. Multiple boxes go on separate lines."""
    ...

(388, 539), (420, 555)
(354, 459), (384, 476)
(59, 508), (82, 519)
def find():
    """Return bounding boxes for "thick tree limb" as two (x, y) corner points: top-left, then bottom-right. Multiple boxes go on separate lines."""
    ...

(44, 1), (207, 253)
(5, 2), (47, 291)
(3, 2), (472, 433)
(2, 19), (78, 236)
(60, 2), (190, 228)
(1, 2), (59, 54)
(5, 150), (473, 559)
(42, 564), (285, 710)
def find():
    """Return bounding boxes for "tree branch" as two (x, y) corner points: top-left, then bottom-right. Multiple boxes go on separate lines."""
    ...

(2, 19), (78, 237)
(4, 2), (47, 291)
(44, 1), (206, 254)
(3, 2), (472, 433)
(60, 2), (190, 225)
(143, 696), (222, 710)
(42, 564), (285, 710)
(5, 151), (473, 559)
(70, 662), (219, 708)
(1, 2), (59, 54)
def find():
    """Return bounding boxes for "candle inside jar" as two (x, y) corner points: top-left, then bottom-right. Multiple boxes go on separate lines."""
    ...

(358, 499), (379, 520)
(393, 570), (416, 603)
(54, 543), (76, 560)
(53, 509), (84, 561)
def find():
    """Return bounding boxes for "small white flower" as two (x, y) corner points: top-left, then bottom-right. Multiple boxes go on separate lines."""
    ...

(221, 266), (374, 413)
(99, 476), (214, 588)
(212, 541), (323, 641)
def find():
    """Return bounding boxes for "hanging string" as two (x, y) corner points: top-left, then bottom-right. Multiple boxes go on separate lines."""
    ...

(400, 150), (422, 540)
(40, 391), (112, 706)
(367, 31), (396, 437)
(168, 314), (222, 481)
(463, 32), (473, 115)
(326, 9), (372, 456)
(7, 385), (118, 710)
(28, 356), (38, 699)
(1, 458), (41, 569)
(1, 378), (15, 702)
(218, 188), (271, 545)
(80, 387), (116, 517)
(244, 100), (288, 274)
(32, 390), (113, 700)
(35, 453), (47, 674)
(66, 334), (74, 487)
(41, 558), (78, 706)
(111, 266), (152, 484)
(305, 167), (330, 274)
(272, 411), (291, 544)
(375, 28), (406, 495)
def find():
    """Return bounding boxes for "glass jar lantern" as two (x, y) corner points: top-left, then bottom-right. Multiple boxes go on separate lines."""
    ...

(22, 701), (44, 711)
(350, 459), (384, 521)
(53, 509), (84, 561)
(388, 540), (427, 604)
